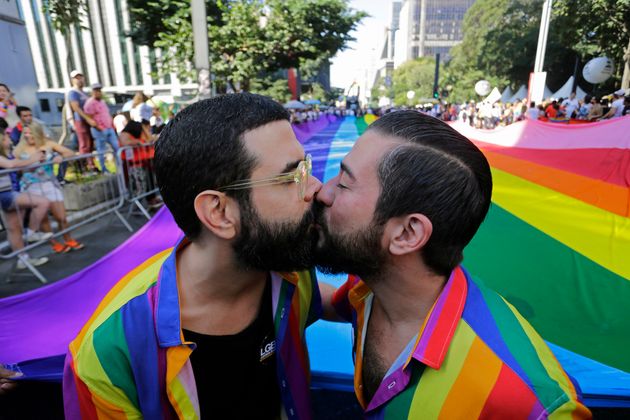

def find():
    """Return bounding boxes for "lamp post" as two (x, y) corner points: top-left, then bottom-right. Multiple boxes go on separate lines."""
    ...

(530, 0), (553, 104)
(191, 0), (211, 98)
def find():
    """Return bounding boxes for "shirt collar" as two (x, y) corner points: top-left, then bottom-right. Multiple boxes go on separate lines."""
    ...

(154, 236), (300, 347)
(349, 266), (468, 371)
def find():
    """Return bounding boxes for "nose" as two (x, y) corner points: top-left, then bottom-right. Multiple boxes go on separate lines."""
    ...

(316, 178), (336, 207)
(303, 174), (322, 202)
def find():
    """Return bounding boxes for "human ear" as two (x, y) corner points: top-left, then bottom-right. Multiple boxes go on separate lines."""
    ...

(193, 191), (239, 239)
(387, 214), (432, 256)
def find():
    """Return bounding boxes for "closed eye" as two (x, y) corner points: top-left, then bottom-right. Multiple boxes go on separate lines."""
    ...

(336, 183), (348, 190)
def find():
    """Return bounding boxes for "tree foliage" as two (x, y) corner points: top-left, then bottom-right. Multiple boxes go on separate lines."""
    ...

(372, 58), (437, 106)
(126, 0), (366, 90)
(445, 0), (630, 99)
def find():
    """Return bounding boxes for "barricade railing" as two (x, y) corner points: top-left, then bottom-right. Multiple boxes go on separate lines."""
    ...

(0, 151), (131, 283)
(115, 144), (160, 220)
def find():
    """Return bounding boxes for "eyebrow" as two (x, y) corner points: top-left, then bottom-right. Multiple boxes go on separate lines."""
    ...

(280, 158), (303, 174)
(340, 161), (356, 181)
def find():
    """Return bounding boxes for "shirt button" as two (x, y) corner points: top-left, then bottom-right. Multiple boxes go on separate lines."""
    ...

(387, 381), (396, 390)
(282, 380), (287, 388)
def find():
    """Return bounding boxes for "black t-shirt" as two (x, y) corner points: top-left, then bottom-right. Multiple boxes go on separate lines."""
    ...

(183, 280), (280, 419)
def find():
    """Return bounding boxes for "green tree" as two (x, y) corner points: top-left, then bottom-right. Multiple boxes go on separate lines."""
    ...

(127, 0), (366, 91)
(43, 0), (88, 77)
(371, 58), (436, 106)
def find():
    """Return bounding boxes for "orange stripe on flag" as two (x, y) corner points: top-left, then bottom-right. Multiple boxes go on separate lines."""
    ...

(485, 151), (630, 217)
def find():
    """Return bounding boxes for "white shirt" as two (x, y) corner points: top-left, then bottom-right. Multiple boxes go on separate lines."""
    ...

(527, 107), (540, 119)
(562, 98), (579, 118)
(612, 98), (624, 118)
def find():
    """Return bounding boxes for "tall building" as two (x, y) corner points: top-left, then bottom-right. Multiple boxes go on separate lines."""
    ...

(0, 0), (39, 110)
(370, 1), (402, 105)
(394, 0), (475, 67)
(17, 0), (196, 97)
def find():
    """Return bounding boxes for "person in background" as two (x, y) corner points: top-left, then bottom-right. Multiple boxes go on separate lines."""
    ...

(67, 70), (97, 170)
(83, 83), (119, 173)
(0, 83), (19, 127)
(622, 96), (630, 117)
(578, 95), (592, 119)
(9, 106), (33, 145)
(14, 123), (84, 254)
(562, 92), (579, 119)
(130, 91), (153, 124)
(0, 118), (52, 268)
(149, 106), (165, 135)
(587, 97), (603, 121)
(601, 89), (626, 119)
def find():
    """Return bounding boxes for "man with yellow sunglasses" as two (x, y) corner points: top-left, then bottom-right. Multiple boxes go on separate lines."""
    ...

(63, 93), (323, 419)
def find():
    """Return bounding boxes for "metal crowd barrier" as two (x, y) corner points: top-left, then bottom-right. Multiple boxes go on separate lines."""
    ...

(0, 151), (131, 283)
(115, 144), (160, 220)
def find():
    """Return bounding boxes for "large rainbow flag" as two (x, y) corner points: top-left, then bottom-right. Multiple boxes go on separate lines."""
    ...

(0, 114), (628, 407)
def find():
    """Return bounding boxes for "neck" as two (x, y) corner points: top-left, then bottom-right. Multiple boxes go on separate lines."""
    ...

(365, 254), (447, 326)
(178, 238), (267, 304)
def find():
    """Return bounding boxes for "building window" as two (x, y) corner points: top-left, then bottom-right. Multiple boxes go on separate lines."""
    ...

(39, 98), (50, 112)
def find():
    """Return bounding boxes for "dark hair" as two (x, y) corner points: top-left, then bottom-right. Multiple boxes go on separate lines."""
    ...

(155, 93), (289, 239)
(530, 101), (536, 108)
(584, 95), (592, 103)
(16, 106), (31, 116)
(0, 83), (8, 90)
(122, 120), (143, 138)
(0, 117), (8, 131)
(367, 111), (493, 276)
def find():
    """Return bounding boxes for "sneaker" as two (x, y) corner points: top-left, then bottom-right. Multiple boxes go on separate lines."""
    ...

(17, 256), (49, 270)
(51, 241), (71, 254)
(25, 230), (54, 243)
(65, 239), (85, 251)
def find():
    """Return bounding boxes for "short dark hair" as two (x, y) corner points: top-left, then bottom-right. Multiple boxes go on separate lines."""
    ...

(0, 117), (8, 131)
(155, 93), (289, 239)
(368, 111), (493, 276)
(16, 106), (31, 116)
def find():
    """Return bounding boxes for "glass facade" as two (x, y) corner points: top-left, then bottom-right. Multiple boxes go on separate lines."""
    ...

(424, 0), (473, 43)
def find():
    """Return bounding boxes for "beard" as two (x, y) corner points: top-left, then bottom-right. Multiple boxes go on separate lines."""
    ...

(313, 201), (388, 279)
(231, 196), (317, 272)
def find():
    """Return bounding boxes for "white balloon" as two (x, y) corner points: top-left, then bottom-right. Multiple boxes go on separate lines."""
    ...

(475, 80), (491, 96)
(582, 57), (614, 84)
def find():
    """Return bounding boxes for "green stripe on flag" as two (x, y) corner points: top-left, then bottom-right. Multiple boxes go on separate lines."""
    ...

(465, 203), (630, 372)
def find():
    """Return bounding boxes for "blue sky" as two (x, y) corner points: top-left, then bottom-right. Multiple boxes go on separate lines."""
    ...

(330, 0), (391, 90)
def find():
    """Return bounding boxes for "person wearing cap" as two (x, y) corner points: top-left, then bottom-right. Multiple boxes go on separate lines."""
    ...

(601, 89), (626, 119)
(66, 70), (97, 164)
(83, 83), (119, 173)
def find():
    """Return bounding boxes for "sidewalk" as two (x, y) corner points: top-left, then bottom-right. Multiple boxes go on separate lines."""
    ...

(0, 212), (148, 298)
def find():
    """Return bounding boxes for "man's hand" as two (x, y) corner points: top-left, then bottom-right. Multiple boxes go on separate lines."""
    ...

(0, 364), (22, 395)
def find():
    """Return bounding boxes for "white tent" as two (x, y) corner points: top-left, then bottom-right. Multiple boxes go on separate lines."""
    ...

(500, 86), (513, 103)
(543, 85), (554, 100)
(484, 87), (502, 104)
(508, 85), (527, 103)
(551, 76), (588, 100)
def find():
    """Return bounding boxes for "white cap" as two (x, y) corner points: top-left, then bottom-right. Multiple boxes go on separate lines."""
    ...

(614, 89), (626, 96)
(70, 70), (83, 79)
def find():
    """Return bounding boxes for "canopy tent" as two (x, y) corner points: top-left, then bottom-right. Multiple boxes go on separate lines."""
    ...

(508, 85), (528, 103)
(484, 87), (502, 104)
(543, 85), (554, 100)
(551, 76), (588, 100)
(500, 86), (513, 103)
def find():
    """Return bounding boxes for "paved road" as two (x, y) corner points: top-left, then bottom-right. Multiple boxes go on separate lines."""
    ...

(0, 212), (149, 298)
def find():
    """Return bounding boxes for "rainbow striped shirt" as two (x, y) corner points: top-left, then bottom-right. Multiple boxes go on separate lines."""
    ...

(63, 239), (321, 419)
(332, 266), (591, 419)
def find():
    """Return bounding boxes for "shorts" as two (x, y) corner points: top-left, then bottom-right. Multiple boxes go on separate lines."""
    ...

(0, 190), (17, 211)
(24, 181), (63, 202)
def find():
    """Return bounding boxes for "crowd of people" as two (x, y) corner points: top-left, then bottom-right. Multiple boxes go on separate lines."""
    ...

(0, 70), (169, 269)
(403, 88), (630, 129)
